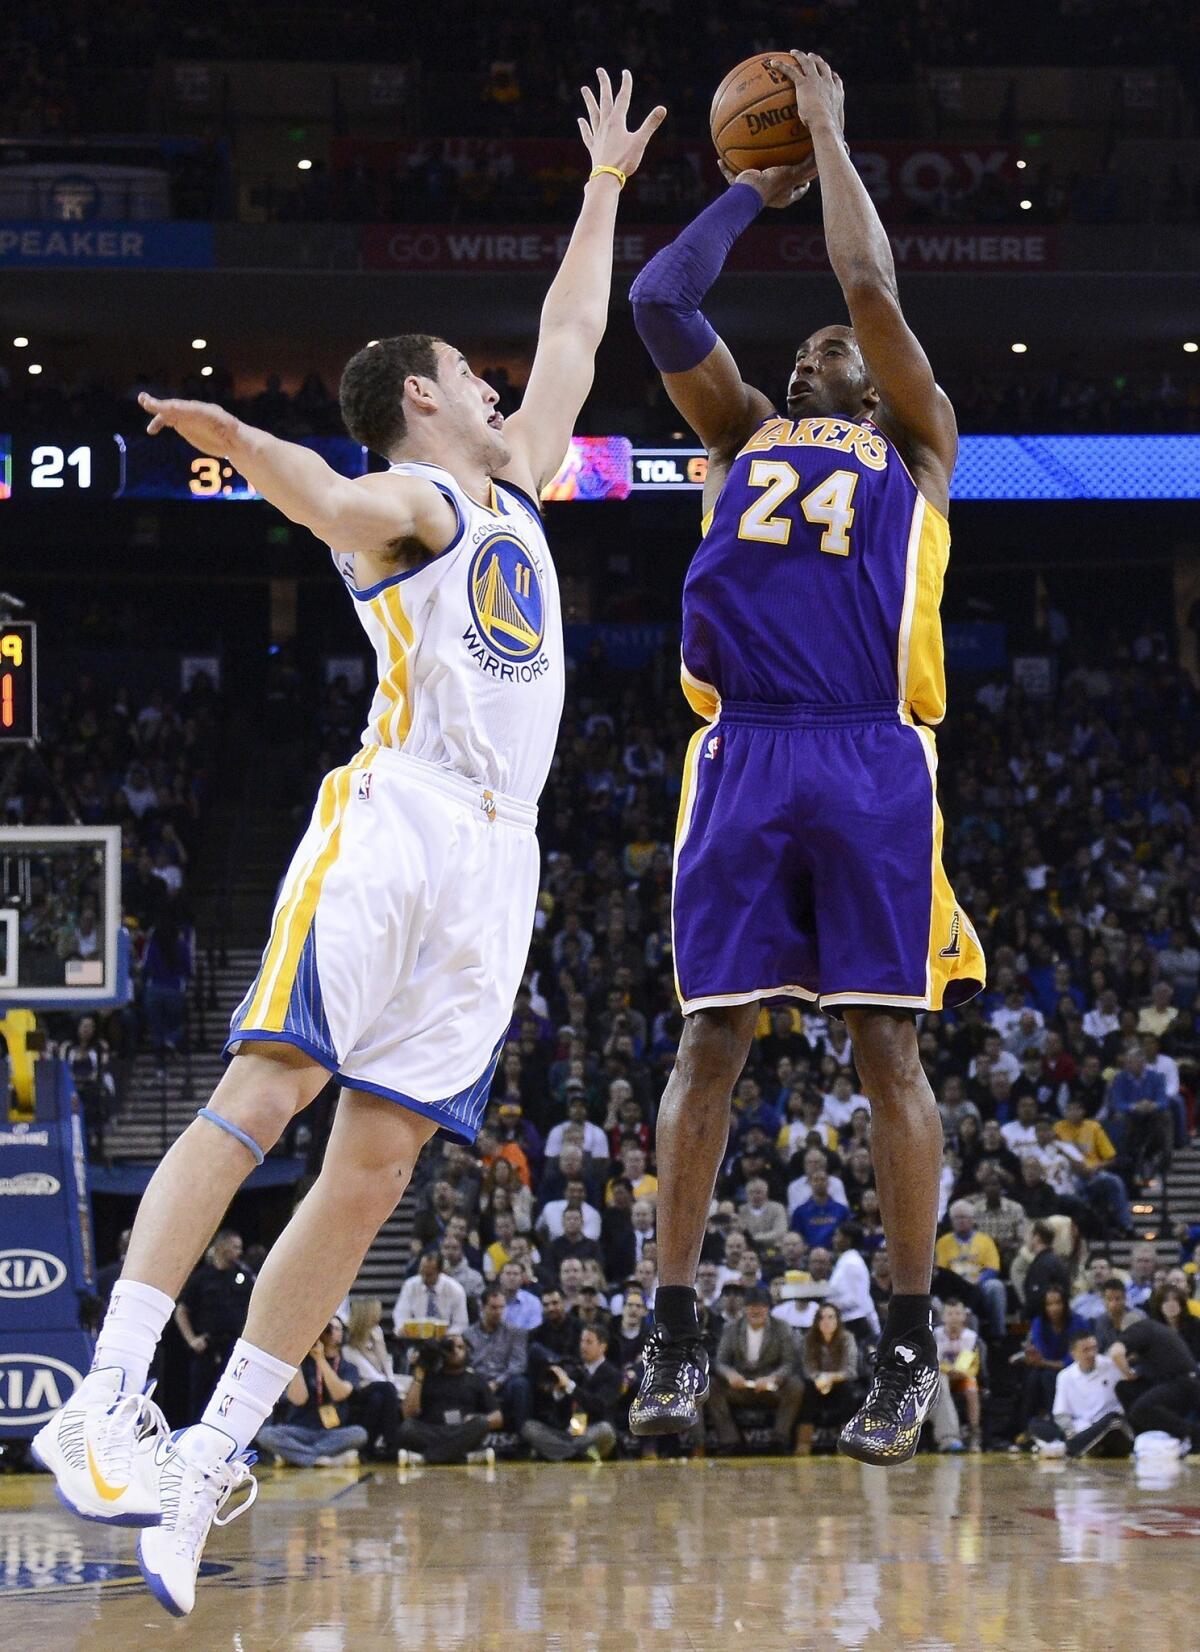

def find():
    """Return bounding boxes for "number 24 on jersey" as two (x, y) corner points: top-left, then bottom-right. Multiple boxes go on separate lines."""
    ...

(737, 461), (859, 557)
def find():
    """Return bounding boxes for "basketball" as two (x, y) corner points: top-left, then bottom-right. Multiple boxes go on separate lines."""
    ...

(710, 52), (814, 174)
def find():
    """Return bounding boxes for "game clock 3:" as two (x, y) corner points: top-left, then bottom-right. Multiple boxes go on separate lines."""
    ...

(187, 453), (255, 499)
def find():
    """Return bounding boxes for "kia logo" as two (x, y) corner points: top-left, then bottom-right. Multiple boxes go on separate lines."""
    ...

(0, 1249), (68, 1298)
(0, 1354), (83, 1425)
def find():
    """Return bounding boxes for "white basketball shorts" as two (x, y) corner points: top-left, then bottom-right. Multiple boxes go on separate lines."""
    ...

(225, 744), (539, 1140)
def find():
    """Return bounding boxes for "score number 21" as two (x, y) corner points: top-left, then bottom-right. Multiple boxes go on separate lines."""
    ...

(31, 445), (92, 489)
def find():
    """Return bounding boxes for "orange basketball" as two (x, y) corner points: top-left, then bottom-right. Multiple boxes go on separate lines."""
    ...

(710, 52), (814, 175)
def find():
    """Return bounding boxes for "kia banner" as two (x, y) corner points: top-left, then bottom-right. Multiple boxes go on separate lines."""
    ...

(0, 1063), (95, 1438)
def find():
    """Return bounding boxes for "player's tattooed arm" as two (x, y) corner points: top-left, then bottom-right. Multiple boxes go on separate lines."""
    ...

(503, 68), (665, 497)
(137, 393), (457, 558)
(772, 51), (958, 511)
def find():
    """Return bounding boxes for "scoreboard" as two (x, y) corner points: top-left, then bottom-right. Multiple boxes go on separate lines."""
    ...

(1, 431), (1198, 504)
(0, 621), (37, 743)
(0, 433), (368, 502)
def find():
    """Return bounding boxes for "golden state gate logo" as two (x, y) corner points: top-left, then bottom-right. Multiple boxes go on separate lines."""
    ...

(464, 530), (549, 682)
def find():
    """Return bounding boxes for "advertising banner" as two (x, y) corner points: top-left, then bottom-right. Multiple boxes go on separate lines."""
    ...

(336, 136), (1019, 219)
(0, 222), (214, 268)
(362, 222), (1056, 273)
(0, 1063), (95, 1439)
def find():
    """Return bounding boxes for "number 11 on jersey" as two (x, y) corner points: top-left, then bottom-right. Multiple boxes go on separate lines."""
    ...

(737, 461), (859, 557)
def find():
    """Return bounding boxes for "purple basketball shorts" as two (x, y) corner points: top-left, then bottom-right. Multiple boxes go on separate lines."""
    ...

(671, 701), (985, 1015)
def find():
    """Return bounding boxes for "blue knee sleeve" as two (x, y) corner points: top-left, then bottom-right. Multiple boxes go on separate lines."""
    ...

(197, 1106), (265, 1167)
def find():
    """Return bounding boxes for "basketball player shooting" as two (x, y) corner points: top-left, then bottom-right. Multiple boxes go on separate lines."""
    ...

(31, 70), (663, 1617)
(626, 51), (985, 1462)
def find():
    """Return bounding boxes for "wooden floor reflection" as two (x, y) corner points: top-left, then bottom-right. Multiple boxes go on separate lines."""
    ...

(3, 1454), (1200, 1651)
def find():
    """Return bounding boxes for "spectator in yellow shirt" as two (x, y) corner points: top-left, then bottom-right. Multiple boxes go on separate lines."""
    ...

(934, 1202), (1007, 1339)
(605, 1142), (658, 1208)
(1055, 1096), (1133, 1235)
(1137, 981), (1179, 1040)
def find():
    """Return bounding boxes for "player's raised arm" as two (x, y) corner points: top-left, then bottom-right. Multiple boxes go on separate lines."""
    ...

(630, 163), (814, 486)
(772, 51), (958, 502)
(502, 69), (665, 497)
(137, 393), (457, 557)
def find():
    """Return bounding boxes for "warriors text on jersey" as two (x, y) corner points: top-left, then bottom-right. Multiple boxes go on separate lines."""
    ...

(332, 460), (564, 806)
(671, 414), (985, 1015)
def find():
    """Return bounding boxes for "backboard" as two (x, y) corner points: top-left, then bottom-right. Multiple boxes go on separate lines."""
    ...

(0, 826), (130, 1009)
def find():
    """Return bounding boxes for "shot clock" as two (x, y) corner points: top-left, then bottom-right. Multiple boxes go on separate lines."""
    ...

(0, 621), (37, 743)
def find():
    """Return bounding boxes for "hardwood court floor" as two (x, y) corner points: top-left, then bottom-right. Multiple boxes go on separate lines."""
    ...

(3, 1454), (1200, 1652)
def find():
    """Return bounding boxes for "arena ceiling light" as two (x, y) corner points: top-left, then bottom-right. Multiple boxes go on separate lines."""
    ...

(1019, 199), (1032, 210)
(200, 365), (214, 377)
(1011, 342), (1028, 354)
(191, 337), (207, 350)
(27, 362), (42, 375)
(12, 335), (29, 348)
(297, 158), (313, 171)
(1016, 159), (1027, 170)
(1185, 341), (1199, 354)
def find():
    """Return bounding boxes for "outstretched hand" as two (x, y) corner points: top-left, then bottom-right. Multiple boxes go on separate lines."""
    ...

(138, 392), (240, 455)
(578, 67), (666, 181)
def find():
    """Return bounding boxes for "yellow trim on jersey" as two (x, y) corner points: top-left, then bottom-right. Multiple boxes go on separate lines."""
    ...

(242, 747), (373, 1031)
(670, 723), (711, 1005)
(700, 507), (714, 538)
(914, 724), (986, 1009)
(681, 656), (721, 721)
(371, 584), (416, 749)
(905, 499), (950, 727)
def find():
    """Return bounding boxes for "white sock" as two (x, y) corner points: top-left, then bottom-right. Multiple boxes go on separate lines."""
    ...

(91, 1279), (175, 1392)
(196, 1338), (297, 1457)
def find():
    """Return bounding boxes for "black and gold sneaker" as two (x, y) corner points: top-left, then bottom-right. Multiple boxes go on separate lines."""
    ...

(628, 1327), (710, 1436)
(838, 1336), (939, 1465)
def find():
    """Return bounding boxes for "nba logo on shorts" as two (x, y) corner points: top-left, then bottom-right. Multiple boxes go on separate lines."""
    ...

(356, 772), (373, 802)
(705, 735), (722, 761)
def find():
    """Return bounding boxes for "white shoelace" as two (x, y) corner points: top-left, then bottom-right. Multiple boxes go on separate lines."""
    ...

(169, 1455), (257, 1558)
(96, 1391), (168, 1482)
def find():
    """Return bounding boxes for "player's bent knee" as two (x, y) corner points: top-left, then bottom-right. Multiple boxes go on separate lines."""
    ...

(210, 1045), (325, 1145)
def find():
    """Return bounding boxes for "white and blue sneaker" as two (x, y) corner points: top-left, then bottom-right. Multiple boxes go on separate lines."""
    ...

(137, 1427), (257, 1618)
(30, 1365), (166, 1527)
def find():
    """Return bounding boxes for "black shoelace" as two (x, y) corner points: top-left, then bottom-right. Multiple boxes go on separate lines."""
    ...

(866, 1354), (920, 1421)
(647, 1329), (704, 1385)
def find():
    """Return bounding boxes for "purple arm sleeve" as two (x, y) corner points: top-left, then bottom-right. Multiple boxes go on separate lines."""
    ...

(630, 183), (765, 374)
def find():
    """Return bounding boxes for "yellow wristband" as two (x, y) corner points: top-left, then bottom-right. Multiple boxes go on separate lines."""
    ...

(589, 164), (627, 190)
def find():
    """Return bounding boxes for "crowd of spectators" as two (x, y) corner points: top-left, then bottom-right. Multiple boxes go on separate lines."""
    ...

(4, 670), (221, 1149)
(3, 1), (1195, 236)
(196, 617), (1200, 1468)
(4, 353), (1198, 446)
(3, 0), (1195, 142)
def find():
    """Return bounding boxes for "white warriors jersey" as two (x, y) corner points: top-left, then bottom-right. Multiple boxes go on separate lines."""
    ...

(330, 461), (564, 805)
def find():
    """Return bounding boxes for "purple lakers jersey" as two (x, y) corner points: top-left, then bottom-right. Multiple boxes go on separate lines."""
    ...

(681, 416), (950, 725)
